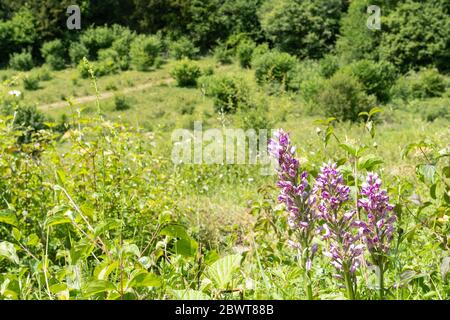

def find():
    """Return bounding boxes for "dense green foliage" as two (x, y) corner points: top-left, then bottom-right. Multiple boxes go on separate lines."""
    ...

(0, 0), (449, 302)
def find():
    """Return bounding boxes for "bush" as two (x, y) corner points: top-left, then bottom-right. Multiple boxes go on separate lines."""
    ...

(409, 97), (450, 123)
(200, 74), (250, 113)
(213, 42), (233, 65)
(170, 37), (199, 60)
(130, 35), (161, 71)
(252, 50), (297, 90)
(0, 7), (37, 65)
(391, 68), (447, 101)
(41, 40), (67, 70)
(314, 71), (376, 122)
(114, 95), (131, 111)
(319, 54), (340, 78)
(236, 39), (256, 68)
(9, 50), (34, 71)
(69, 42), (89, 66)
(342, 60), (398, 102)
(13, 105), (47, 144)
(23, 74), (40, 91)
(111, 30), (136, 71)
(380, 1), (450, 72)
(259, 0), (343, 58)
(97, 48), (120, 75)
(36, 67), (52, 81)
(77, 59), (90, 79)
(80, 24), (132, 59)
(170, 59), (202, 87)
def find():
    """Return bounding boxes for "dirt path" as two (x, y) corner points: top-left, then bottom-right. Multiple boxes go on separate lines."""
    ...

(39, 78), (174, 110)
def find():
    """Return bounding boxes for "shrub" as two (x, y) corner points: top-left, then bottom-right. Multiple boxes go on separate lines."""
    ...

(391, 68), (447, 101)
(319, 54), (340, 78)
(170, 37), (199, 60)
(23, 74), (40, 91)
(69, 42), (89, 66)
(13, 105), (47, 144)
(314, 71), (376, 122)
(97, 48), (120, 75)
(0, 7), (37, 65)
(236, 39), (256, 68)
(9, 50), (34, 71)
(36, 67), (52, 81)
(259, 0), (343, 58)
(342, 60), (398, 102)
(170, 59), (202, 87)
(77, 59), (90, 79)
(251, 43), (270, 62)
(111, 31), (136, 71)
(380, 1), (450, 72)
(200, 74), (250, 113)
(252, 51), (297, 90)
(80, 24), (132, 59)
(213, 42), (233, 65)
(409, 97), (450, 123)
(114, 95), (131, 111)
(41, 40), (67, 70)
(130, 35), (161, 71)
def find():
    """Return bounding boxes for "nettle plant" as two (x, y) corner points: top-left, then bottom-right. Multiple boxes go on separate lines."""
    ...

(268, 109), (398, 300)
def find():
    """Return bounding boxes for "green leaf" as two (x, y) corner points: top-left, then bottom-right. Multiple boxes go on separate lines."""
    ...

(430, 183), (437, 200)
(171, 289), (210, 300)
(83, 280), (116, 296)
(160, 224), (190, 240)
(206, 254), (242, 290)
(127, 270), (161, 289)
(123, 243), (140, 257)
(45, 211), (72, 227)
(358, 156), (383, 171)
(174, 238), (198, 258)
(0, 241), (19, 264)
(94, 261), (119, 280)
(368, 107), (383, 117)
(416, 164), (436, 184)
(339, 143), (357, 157)
(0, 210), (18, 227)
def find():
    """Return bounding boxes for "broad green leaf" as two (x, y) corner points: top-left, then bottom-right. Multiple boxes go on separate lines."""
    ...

(123, 243), (140, 257)
(0, 241), (19, 264)
(127, 270), (161, 289)
(0, 210), (18, 227)
(358, 156), (383, 171)
(45, 214), (72, 227)
(174, 238), (198, 258)
(171, 289), (210, 300)
(83, 280), (116, 296)
(94, 261), (119, 280)
(160, 224), (190, 240)
(416, 164), (436, 184)
(206, 254), (242, 289)
(430, 183), (437, 200)
(368, 107), (383, 117)
(339, 143), (357, 157)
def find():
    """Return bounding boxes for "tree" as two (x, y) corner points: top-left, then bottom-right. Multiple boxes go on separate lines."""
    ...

(259, 0), (344, 58)
(380, 1), (450, 72)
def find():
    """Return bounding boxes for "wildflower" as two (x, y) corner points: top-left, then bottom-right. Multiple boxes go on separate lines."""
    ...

(312, 162), (362, 299)
(268, 129), (316, 299)
(356, 172), (396, 299)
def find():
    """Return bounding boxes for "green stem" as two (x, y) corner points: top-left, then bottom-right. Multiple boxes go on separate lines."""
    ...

(305, 275), (313, 300)
(343, 269), (355, 300)
(379, 265), (385, 300)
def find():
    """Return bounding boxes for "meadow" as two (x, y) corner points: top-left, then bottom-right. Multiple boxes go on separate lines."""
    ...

(0, 0), (449, 300)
